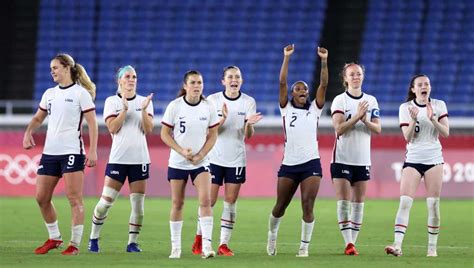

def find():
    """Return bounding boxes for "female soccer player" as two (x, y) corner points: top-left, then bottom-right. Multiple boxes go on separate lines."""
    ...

(161, 70), (219, 259)
(330, 62), (381, 255)
(191, 66), (262, 256)
(267, 44), (328, 257)
(385, 74), (449, 257)
(88, 65), (154, 253)
(23, 53), (98, 255)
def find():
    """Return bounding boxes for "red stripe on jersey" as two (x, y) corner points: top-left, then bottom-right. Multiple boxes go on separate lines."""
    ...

(82, 107), (96, 113)
(161, 121), (174, 128)
(332, 110), (344, 116)
(438, 113), (448, 121)
(209, 123), (219, 129)
(39, 106), (47, 111)
(104, 114), (118, 122)
(399, 123), (409, 128)
(147, 113), (154, 118)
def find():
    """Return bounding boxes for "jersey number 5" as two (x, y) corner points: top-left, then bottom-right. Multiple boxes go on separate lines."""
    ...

(179, 121), (186, 133)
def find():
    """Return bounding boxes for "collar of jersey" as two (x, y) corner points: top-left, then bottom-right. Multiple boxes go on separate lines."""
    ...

(59, 83), (75, 90)
(183, 95), (201, 106)
(223, 91), (241, 101)
(413, 98), (430, 108)
(291, 98), (311, 110)
(345, 91), (364, 99)
(117, 93), (136, 101)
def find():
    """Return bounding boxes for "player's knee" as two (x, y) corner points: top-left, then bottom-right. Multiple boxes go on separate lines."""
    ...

(400, 195), (414, 210)
(172, 199), (184, 211)
(426, 197), (440, 217)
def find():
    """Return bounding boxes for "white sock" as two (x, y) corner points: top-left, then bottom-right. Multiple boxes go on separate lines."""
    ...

(70, 225), (84, 247)
(427, 197), (440, 247)
(337, 200), (352, 245)
(350, 202), (364, 244)
(196, 207), (202, 236)
(394, 195), (413, 248)
(128, 193), (145, 244)
(200, 216), (214, 250)
(268, 213), (282, 237)
(300, 219), (314, 250)
(90, 198), (113, 239)
(170, 221), (183, 249)
(45, 220), (61, 240)
(220, 201), (236, 245)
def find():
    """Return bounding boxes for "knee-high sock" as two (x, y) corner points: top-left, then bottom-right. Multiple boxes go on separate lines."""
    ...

(350, 202), (364, 244)
(299, 219), (315, 250)
(220, 201), (236, 245)
(128, 193), (145, 244)
(90, 198), (113, 239)
(196, 207), (202, 236)
(337, 200), (352, 245)
(170, 221), (183, 249)
(45, 220), (61, 240)
(427, 197), (440, 247)
(394, 195), (413, 248)
(200, 216), (214, 250)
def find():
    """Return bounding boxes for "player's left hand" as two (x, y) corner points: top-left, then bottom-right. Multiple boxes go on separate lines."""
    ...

(142, 93), (153, 110)
(246, 112), (263, 125)
(85, 151), (97, 167)
(427, 102), (434, 121)
(317, 46), (328, 60)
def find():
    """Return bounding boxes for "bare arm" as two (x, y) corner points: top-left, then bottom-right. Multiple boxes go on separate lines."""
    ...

(217, 103), (228, 134)
(191, 126), (218, 165)
(332, 101), (369, 136)
(141, 94), (154, 135)
(83, 110), (98, 167)
(362, 117), (381, 134)
(401, 106), (419, 142)
(315, 47), (328, 108)
(23, 109), (48, 149)
(160, 124), (193, 159)
(244, 113), (263, 139)
(279, 44), (294, 108)
(431, 116), (449, 138)
(106, 110), (127, 134)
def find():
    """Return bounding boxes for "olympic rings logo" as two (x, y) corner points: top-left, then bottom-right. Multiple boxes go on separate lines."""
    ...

(0, 154), (41, 185)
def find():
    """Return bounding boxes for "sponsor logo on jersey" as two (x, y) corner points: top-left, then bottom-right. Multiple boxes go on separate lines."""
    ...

(65, 98), (74, 102)
(110, 170), (119, 175)
(199, 117), (208, 121)
(238, 112), (246, 116)
(135, 108), (142, 111)
(179, 116), (185, 119)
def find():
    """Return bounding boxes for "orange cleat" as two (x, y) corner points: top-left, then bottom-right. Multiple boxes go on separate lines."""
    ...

(61, 245), (79, 255)
(191, 234), (202, 255)
(34, 239), (63, 254)
(344, 243), (359, 256)
(217, 244), (234, 256)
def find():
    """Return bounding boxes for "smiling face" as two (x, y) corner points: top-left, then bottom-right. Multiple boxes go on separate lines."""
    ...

(50, 59), (70, 85)
(291, 81), (309, 106)
(184, 74), (203, 98)
(222, 67), (243, 95)
(412, 76), (431, 102)
(343, 64), (364, 89)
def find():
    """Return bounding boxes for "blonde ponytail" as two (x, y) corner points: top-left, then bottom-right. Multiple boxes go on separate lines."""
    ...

(75, 63), (96, 100)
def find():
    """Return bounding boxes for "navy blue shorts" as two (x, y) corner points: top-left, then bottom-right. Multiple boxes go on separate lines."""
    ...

(168, 166), (211, 183)
(277, 158), (322, 183)
(330, 163), (370, 185)
(210, 164), (246, 186)
(37, 154), (85, 177)
(105, 163), (150, 184)
(403, 162), (442, 177)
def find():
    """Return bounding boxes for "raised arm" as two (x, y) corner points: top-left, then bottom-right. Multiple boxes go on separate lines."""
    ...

(279, 44), (294, 108)
(315, 47), (328, 108)
(141, 93), (154, 135)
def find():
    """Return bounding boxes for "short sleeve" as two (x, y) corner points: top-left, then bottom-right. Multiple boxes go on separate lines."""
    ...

(331, 95), (344, 116)
(370, 97), (380, 119)
(146, 100), (154, 117)
(161, 101), (176, 128)
(279, 102), (288, 117)
(79, 88), (95, 112)
(208, 101), (220, 128)
(246, 97), (257, 115)
(39, 92), (48, 111)
(399, 103), (410, 127)
(103, 97), (118, 122)
(437, 100), (448, 121)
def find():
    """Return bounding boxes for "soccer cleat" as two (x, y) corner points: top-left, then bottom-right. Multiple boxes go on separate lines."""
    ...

(201, 247), (215, 259)
(88, 238), (100, 253)
(169, 248), (181, 259)
(344, 243), (359, 256)
(34, 239), (63, 254)
(61, 245), (79, 255)
(126, 242), (142, 252)
(385, 244), (402, 257)
(427, 246), (437, 257)
(296, 247), (309, 257)
(192, 234), (202, 255)
(267, 231), (277, 256)
(217, 244), (234, 256)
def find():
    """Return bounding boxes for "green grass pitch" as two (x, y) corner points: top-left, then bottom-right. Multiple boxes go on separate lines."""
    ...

(1, 197), (473, 267)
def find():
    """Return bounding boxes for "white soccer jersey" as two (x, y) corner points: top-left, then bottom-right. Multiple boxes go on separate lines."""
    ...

(161, 96), (219, 170)
(280, 99), (323, 165)
(207, 91), (256, 167)
(399, 98), (448, 164)
(331, 91), (380, 166)
(103, 94), (154, 164)
(39, 84), (95, 155)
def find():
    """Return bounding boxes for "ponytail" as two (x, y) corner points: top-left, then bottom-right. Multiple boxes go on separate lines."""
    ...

(75, 63), (96, 100)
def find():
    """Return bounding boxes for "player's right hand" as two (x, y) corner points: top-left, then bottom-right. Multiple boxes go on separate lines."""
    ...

(22, 132), (35, 150)
(284, 44), (294, 56)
